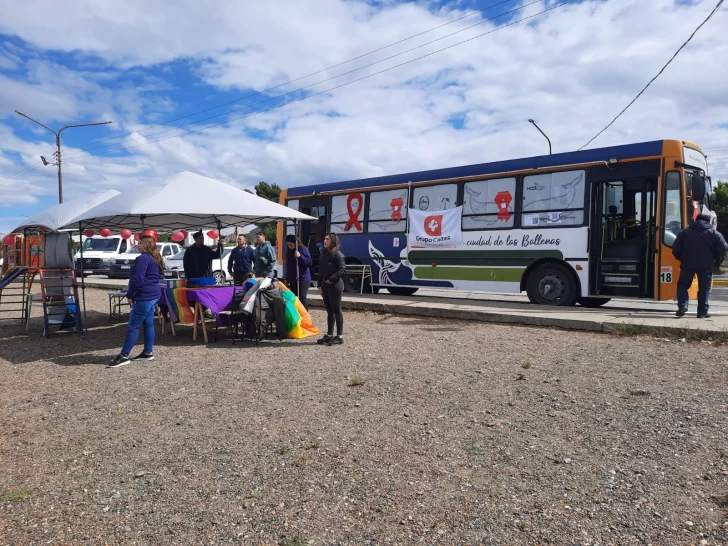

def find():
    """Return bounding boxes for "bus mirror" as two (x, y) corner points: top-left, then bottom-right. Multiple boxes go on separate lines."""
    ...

(691, 172), (706, 202)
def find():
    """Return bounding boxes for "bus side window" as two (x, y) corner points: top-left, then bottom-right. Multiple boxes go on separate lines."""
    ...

(662, 171), (681, 247)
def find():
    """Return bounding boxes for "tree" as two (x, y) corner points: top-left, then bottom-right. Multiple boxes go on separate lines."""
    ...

(254, 181), (282, 245)
(713, 180), (728, 242)
(254, 181), (282, 202)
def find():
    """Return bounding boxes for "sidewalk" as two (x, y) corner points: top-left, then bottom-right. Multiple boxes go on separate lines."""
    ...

(82, 277), (728, 337)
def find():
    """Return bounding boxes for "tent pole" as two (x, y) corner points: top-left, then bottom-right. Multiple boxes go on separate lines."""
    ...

(78, 221), (88, 332)
(294, 220), (299, 297)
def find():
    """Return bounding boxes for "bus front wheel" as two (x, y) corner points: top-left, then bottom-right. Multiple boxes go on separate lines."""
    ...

(526, 263), (578, 306)
(387, 287), (419, 296)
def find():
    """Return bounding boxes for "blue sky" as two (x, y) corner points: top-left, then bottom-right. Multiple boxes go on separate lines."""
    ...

(0, 0), (727, 236)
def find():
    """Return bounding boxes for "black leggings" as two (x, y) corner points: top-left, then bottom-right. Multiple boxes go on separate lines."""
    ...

(322, 279), (344, 336)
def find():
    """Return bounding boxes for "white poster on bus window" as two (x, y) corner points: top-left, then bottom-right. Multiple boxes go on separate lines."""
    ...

(409, 206), (463, 248)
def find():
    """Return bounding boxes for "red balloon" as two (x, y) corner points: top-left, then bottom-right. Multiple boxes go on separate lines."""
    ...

(143, 229), (158, 241)
(84, 229), (95, 238)
(180, 230), (188, 239)
(99, 228), (111, 237)
(120, 229), (132, 239)
(134, 232), (141, 242)
(2, 234), (15, 246)
(207, 230), (219, 240)
(171, 230), (185, 242)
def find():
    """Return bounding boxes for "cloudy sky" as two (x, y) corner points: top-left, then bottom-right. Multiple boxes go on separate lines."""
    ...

(0, 0), (726, 236)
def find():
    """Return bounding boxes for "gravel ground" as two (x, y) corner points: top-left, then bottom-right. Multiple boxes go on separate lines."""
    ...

(0, 288), (727, 545)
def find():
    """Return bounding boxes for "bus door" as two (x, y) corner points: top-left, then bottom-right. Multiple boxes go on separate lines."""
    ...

(296, 196), (329, 277)
(589, 177), (657, 298)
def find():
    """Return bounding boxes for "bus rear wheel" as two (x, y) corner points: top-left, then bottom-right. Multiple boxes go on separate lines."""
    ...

(387, 287), (419, 297)
(526, 263), (578, 306)
(578, 297), (611, 308)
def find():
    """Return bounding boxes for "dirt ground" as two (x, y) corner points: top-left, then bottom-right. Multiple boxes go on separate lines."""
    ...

(0, 288), (727, 545)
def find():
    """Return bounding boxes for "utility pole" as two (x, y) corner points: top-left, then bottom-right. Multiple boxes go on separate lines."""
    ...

(15, 110), (113, 204)
(528, 119), (552, 155)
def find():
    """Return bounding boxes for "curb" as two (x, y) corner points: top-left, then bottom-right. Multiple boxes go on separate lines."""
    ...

(306, 296), (718, 338)
(714, 279), (728, 287)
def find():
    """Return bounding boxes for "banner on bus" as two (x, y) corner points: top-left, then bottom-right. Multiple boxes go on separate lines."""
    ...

(409, 206), (462, 248)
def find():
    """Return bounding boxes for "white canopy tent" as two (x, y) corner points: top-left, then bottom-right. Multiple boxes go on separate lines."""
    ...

(60, 171), (314, 231)
(12, 189), (121, 233)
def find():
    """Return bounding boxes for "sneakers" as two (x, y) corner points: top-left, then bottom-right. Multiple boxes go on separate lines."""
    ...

(697, 313), (712, 319)
(317, 335), (333, 345)
(107, 354), (131, 368)
(327, 336), (344, 346)
(676, 306), (688, 317)
(132, 351), (155, 361)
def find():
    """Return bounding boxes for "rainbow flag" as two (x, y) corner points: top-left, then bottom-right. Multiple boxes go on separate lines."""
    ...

(165, 287), (196, 324)
(279, 282), (319, 339)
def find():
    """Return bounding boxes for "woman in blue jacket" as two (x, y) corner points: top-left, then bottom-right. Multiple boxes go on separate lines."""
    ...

(285, 235), (312, 309)
(108, 235), (165, 368)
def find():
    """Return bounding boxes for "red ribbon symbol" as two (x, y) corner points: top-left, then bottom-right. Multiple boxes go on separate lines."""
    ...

(344, 193), (363, 232)
(390, 197), (404, 222)
(494, 190), (512, 222)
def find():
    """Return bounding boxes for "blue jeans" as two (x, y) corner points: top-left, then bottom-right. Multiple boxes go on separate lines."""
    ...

(121, 298), (158, 356)
(677, 268), (712, 316)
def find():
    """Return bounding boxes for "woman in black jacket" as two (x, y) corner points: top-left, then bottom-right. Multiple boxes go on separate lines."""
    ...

(317, 232), (346, 345)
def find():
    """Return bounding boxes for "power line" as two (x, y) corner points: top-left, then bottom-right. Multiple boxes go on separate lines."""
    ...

(83, 1), (575, 159)
(62, 0), (517, 153)
(64, 0), (543, 159)
(579, 0), (725, 150)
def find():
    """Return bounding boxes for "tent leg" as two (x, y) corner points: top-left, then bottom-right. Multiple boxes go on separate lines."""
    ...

(78, 221), (87, 333)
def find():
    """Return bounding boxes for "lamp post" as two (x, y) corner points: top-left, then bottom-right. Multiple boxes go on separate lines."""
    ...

(15, 110), (112, 204)
(528, 119), (552, 155)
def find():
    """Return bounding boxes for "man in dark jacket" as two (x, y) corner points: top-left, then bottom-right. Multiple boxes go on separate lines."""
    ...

(228, 234), (256, 285)
(183, 231), (220, 280)
(672, 213), (728, 318)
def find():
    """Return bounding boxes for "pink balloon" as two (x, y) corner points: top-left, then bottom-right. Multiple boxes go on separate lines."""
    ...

(207, 230), (219, 240)
(99, 228), (111, 237)
(171, 230), (185, 242)
(134, 232), (142, 242)
(120, 229), (132, 239)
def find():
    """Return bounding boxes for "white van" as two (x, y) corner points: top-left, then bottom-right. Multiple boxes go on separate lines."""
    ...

(73, 235), (132, 277)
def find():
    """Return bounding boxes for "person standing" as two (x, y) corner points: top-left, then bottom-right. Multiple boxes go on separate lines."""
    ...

(285, 234), (312, 309)
(108, 236), (164, 368)
(228, 234), (256, 285)
(254, 232), (276, 277)
(183, 231), (220, 279)
(317, 233), (346, 346)
(672, 213), (728, 318)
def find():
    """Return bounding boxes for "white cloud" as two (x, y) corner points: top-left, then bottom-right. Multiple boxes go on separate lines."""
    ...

(1, 0), (727, 221)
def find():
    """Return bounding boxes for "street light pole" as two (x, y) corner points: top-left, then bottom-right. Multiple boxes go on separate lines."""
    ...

(528, 119), (552, 155)
(15, 110), (112, 204)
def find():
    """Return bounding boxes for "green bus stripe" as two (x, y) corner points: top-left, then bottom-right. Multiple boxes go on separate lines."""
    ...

(408, 249), (563, 267)
(414, 266), (525, 282)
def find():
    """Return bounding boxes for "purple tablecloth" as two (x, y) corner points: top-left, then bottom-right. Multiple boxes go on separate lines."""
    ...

(161, 286), (243, 325)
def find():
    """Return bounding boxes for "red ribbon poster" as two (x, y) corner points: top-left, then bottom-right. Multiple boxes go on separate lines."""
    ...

(344, 193), (363, 232)
(494, 191), (512, 222)
(390, 197), (404, 222)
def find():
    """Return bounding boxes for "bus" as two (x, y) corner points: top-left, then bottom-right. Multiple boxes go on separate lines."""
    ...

(277, 139), (714, 307)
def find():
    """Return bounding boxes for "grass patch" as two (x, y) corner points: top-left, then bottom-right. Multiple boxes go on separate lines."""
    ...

(293, 455), (309, 467)
(0, 489), (31, 502)
(522, 361), (534, 369)
(466, 444), (485, 456)
(306, 440), (321, 450)
(276, 445), (290, 455)
(348, 377), (366, 387)
(629, 389), (651, 396)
